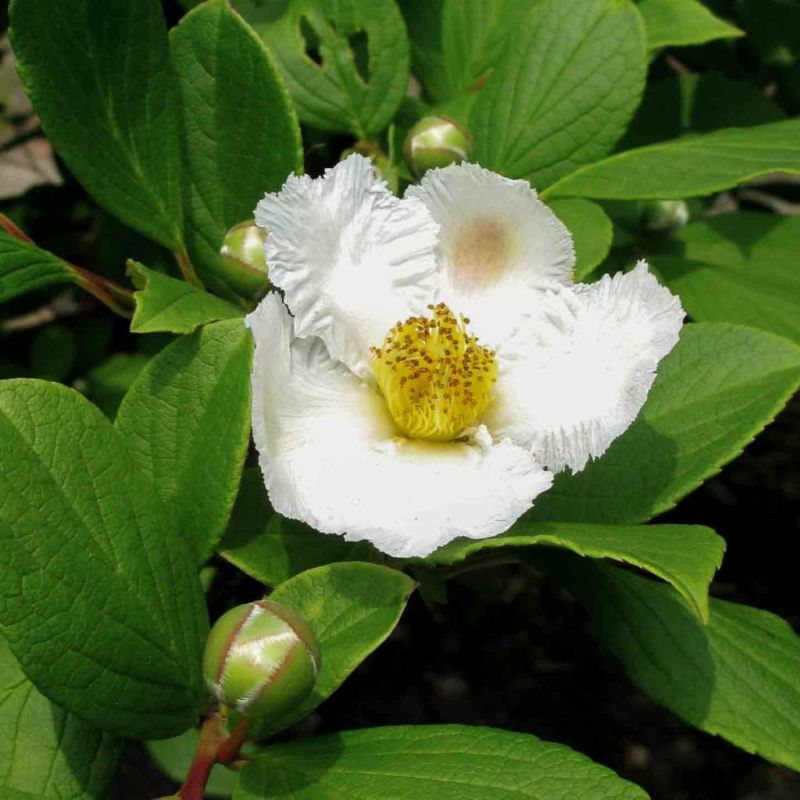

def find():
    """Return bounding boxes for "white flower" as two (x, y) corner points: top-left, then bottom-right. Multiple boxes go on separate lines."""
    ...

(247, 155), (684, 559)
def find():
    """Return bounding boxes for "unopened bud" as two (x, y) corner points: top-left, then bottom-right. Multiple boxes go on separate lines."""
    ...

(403, 116), (472, 177)
(641, 200), (690, 233)
(217, 221), (270, 301)
(203, 600), (320, 718)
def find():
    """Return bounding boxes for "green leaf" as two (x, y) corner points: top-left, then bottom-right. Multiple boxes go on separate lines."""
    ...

(546, 556), (800, 771)
(620, 73), (785, 150)
(428, 521), (724, 622)
(171, 0), (302, 295)
(127, 261), (243, 335)
(219, 469), (382, 587)
(9, 0), (183, 250)
(0, 380), (208, 739)
(0, 229), (75, 304)
(238, 0), (409, 137)
(253, 563), (416, 737)
(470, 0), (646, 188)
(115, 319), (253, 564)
(0, 634), (122, 799)
(397, 0), (451, 105)
(549, 198), (613, 281)
(638, 0), (742, 50)
(147, 728), (235, 798)
(236, 725), (648, 799)
(402, 0), (527, 102)
(533, 322), (800, 523)
(652, 214), (800, 344)
(545, 119), (800, 200)
(439, 0), (527, 99)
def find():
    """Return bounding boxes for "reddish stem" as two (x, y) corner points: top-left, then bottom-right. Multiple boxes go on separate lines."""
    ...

(177, 712), (250, 799)
(0, 212), (34, 243)
(177, 715), (224, 800)
(1, 212), (134, 318)
(217, 716), (250, 765)
(177, 751), (217, 800)
(72, 266), (135, 317)
(175, 249), (204, 288)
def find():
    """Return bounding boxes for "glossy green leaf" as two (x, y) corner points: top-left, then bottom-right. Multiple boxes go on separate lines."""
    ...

(127, 261), (243, 335)
(428, 521), (723, 622)
(0, 381), (208, 739)
(401, 0), (527, 102)
(0, 635), (122, 799)
(549, 198), (613, 281)
(652, 214), (800, 344)
(439, 0), (527, 99)
(546, 119), (800, 200)
(9, 0), (183, 250)
(533, 322), (800, 523)
(171, 0), (302, 295)
(115, 319), (253, 564)
(253, 563), (416, 737)
(471, 0), (646, 188)
(236, 725), (647, 799)
(547, 556), (800, 771)
(638, 0), (742, 49)
(219, 469), (382, 587)
(0, 229), (74, 304)
(147, 728), (235, 798)
(238, 0), (409, 137)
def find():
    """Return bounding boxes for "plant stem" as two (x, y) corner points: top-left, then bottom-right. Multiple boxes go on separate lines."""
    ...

(0, 212), (34, 243)
(175, 249), (204, 288)
(217, 716), (250, 764)
(177, 712), (250, 799)
(177, 714), (224, 800)
(72, 266), (135, 317)
(1, 212), (135, 318)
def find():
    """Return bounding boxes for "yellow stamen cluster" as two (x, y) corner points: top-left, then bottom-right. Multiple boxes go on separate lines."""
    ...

(371, 303), (498, 441)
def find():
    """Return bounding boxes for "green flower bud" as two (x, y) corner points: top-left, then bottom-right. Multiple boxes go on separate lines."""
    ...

(641, 200), (690, 233)
(403, 116), (472, 177)
(217, 220), (270, 301)
(203, 600), (320, 719)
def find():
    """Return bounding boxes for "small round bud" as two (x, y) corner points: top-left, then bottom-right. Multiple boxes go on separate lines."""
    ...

(403, 116), (472, 177)
(203, 600), (320, 719)
(641, 200), (690, 233)
(217, 220), (270, 301)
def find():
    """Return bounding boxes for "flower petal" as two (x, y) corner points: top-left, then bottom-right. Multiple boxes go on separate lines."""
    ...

(248, 293), (552, 559)
(406, 162), (574, 347)
(486, 262), (684, 473)
(254, 154), (439, 378)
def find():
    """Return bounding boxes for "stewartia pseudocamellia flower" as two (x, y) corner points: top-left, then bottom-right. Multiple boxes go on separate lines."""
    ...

(246, 155), (684, 558)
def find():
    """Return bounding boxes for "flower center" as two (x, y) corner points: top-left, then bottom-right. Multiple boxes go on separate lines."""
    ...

(370, 303), (498, 441)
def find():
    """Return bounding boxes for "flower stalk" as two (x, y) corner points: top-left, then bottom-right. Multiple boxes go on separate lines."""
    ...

(176, 712), (248, 800)
(1, 212), (135, 318)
